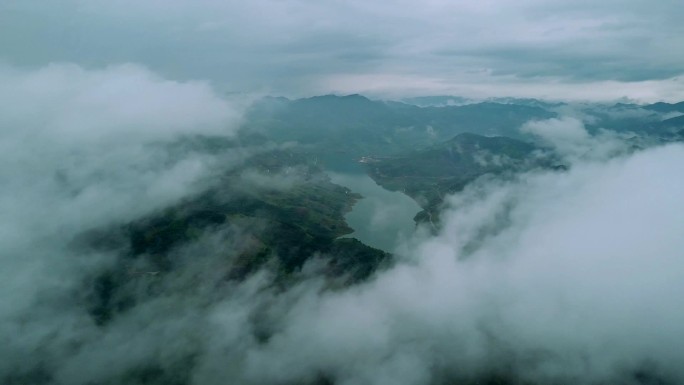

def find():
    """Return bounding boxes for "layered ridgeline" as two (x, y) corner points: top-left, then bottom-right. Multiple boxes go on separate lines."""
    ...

(246, 95), (684, 167)
(246, 95), (684, 228)
(580, 101), (684, 137)
(244, 94), (557, 169)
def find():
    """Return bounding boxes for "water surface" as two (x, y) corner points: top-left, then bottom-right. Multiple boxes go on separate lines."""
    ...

(330, 172), (421, 252)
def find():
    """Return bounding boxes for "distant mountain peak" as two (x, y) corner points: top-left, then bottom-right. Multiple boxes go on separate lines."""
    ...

(644, 101), (684, 113)
(306, 93), (371, 101)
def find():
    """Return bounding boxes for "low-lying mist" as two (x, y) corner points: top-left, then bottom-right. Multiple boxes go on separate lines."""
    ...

(0, 63), (243, 383)
(2, 63), (683, 385)
(239, 138), (684, 385)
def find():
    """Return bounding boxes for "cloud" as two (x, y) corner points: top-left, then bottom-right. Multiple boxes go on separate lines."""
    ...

(321, 73), (684, 102)
(0, 63), (244, 382)
(521, 116), (629, 161)
(0, 63), (239, 143)
(2, 0), (683, 100)
(521, 116), (590, 156)
(2, 3), (684, 383)
(1, 63), (682, 385)
(0, 63), (243, 250)
(236, 142), (684, 385)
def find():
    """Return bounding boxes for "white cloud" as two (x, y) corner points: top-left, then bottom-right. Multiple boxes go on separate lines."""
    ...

(0, 63), (243, 381)
(320, 73), (684, 102)
(238, 142), (684, 385)
(521, 116), (629, 161)
(521, 116), (590, 154)
(0, 63), (239, 144)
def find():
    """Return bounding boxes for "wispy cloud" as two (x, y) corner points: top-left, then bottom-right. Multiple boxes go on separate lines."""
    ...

(0, 63), (243, 382)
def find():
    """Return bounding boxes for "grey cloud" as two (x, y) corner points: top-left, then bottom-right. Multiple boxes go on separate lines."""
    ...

(0, 0), (394, 94)
(3, 0), (683, 99)
(441, 44), (683, 83)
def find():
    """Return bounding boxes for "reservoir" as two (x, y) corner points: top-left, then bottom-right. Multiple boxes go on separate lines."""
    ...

(329, 171), (422, 252)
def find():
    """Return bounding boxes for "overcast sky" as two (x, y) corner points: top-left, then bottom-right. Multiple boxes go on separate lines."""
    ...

(2, 0), (683, 101)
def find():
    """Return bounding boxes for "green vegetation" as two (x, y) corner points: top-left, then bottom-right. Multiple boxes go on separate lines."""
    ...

(82, 146), (389, 326)
(363, 133), (558, 225)
(244, 95), (557, 170)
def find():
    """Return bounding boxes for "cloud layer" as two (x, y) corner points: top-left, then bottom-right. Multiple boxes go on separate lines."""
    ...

(0, 63), (242, 382)
(1, 63), (682, 384)
(2, 0), (683, 100)
(2, 3), (683, 382)
(239, 142), (684, 385)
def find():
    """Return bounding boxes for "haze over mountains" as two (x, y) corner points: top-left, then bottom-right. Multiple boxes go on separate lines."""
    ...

(3, 1), (684, 384)
(3, 72), (684, 384)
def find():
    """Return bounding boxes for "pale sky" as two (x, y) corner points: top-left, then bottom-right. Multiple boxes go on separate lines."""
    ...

(2, 0), (683, 101)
